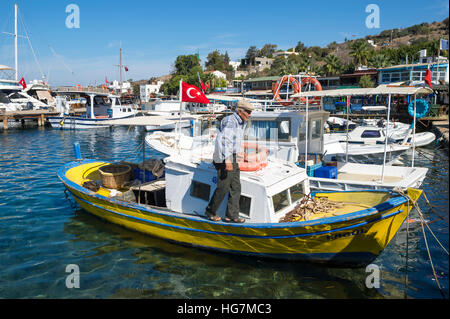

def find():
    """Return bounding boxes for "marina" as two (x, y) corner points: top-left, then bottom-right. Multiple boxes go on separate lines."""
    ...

(0, 0), (448, 303)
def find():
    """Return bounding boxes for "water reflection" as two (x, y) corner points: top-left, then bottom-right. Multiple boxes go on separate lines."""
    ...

(63, 209), (386, 299)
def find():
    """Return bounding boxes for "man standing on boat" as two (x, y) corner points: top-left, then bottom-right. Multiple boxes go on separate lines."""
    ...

(205, 100), (254, 223)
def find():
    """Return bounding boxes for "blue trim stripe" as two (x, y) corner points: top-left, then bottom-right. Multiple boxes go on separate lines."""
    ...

(69, 187), (403, 240)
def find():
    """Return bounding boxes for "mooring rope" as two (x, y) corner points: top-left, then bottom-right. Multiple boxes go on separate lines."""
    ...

(393, 188), (448, 298)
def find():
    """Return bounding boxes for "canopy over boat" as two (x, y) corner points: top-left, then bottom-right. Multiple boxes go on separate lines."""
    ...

(291, 86), (433, 98)
(98, 114), (204, 126)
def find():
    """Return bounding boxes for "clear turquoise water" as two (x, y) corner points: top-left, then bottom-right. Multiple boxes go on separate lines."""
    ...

(0, 127), (448, 299)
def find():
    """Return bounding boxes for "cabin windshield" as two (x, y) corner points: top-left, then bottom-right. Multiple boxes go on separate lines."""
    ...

(245, 118), (291, 142)
(272, 181), (306, 214)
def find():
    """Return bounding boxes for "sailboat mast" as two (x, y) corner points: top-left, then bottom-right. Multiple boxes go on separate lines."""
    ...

(14, 3), (18, 81)
(119, 46), (122, 94)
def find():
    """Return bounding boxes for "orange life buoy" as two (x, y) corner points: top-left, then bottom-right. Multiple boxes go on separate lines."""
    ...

(237, 142), (268, 171)
(272, 75), (301, 106)
(298, 77), (322, 104)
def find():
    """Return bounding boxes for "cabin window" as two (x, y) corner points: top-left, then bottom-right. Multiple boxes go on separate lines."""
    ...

(245, 118), (291, 142)
(289, 182), (305, 203)
(272, 190), (290, 213)
(128, 108), (132, 112)
(361, 130), (381, 138)
(311, 119), (322, 140)
(190, 181), (210, 201)
(239, 195), (251, 217)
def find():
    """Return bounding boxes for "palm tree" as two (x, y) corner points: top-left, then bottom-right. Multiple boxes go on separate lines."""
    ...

(369, 54), (392, 68)
(349, 40), (372, 66)
(323, 54), (342, 75)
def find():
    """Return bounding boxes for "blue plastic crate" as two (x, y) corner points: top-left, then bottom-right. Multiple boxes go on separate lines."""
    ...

(314, 165), (337, 179)
(297, 162), (323, 177)
(133, 168), (163, 183)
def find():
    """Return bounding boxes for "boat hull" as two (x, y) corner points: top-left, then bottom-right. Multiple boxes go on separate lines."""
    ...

(48, 115), (135, 130)
(58, 160), (421, 267)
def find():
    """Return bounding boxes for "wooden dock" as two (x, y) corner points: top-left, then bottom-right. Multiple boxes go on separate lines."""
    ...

(432, 120), (449, 146)
(1, 109), (86, 130)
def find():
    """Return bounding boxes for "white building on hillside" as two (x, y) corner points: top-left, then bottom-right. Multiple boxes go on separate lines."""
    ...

(204, 70), (227, 80)
(108, 80), (131, 94)
(140, 81), (164, 102)
(229, 61), (240, 71)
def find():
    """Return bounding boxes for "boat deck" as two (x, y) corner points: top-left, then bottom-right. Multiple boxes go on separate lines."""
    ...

(337, 172), (403, 183)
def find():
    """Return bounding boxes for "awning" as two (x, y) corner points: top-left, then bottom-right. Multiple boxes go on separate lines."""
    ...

(98, 115), (203, 126)
(291, 86), (434, 98)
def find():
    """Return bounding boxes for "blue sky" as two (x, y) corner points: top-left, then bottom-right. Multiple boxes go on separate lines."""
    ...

(1, 0), (448, 86)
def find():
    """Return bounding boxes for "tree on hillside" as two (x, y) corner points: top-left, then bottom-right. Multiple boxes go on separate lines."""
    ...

(359, 75), (375, 88)
(245, 46), (258, 63)
(269, 56), (298, 76)
(369, 54), (392, 68)
(349, 40), (372, 66)
(205, 50), (226, 71)
(174, 54), (201, 75)
(295, 41), (306, 52)
(258, 44), (278, 58)
(323, 54), (342, 76)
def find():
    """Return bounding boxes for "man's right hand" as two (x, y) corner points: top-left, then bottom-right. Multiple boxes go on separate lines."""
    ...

(225, 161), (233, 171)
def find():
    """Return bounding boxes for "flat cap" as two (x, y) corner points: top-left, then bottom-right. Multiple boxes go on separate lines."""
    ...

(237, 99), (254, 111)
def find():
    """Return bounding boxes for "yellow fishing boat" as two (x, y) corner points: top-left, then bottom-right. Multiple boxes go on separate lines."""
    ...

(58, 150), (422, 267)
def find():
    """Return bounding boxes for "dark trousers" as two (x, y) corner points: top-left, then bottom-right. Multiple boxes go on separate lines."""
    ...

(205, 156), (241, 219)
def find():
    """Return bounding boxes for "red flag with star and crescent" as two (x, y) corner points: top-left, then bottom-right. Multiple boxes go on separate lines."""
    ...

(19, 77), (27, 89)
(181, 82), (210, 104)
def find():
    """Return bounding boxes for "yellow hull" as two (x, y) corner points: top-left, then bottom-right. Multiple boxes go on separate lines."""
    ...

(58, 160), (422, 266)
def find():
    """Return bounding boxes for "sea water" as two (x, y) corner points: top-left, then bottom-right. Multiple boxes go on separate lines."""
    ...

(0, 127), (448, 298)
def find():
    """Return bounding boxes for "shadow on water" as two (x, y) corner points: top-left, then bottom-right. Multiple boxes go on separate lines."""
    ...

(63, 208), (385, 299)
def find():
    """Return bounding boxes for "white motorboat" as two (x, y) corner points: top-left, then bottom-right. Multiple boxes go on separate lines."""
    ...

(361, 119), (436, 147)
(24, 80), (55, 107)
(48, 91), (137, 129)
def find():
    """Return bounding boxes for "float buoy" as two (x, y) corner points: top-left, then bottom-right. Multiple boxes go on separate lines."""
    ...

(273, 75), (301, 106)
(237, 142), (268, 171)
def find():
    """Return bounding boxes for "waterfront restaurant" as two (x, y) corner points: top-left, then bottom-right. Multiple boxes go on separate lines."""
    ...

(377, 61), (449, 86)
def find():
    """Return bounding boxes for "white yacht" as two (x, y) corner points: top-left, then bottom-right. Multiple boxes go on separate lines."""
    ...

(48, 90), (137, 129)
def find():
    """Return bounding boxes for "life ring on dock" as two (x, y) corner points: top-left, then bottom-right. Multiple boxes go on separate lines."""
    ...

(272, 75), (301, 106)
(408, 99), (429, 119)
(237, 142), (268, 171)
(298, 77), (322, 104)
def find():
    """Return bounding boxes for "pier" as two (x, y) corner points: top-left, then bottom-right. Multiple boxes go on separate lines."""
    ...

(1, 109), (85, 130)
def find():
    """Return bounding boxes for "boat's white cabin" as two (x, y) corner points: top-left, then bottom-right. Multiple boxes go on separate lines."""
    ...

(163, 155), (310, 223)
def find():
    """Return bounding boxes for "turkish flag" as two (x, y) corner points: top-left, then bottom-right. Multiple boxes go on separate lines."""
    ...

(181, 82), (210, 104)
(19, 77), (27, 89)
(124, 66), (129, 72)
(105, 77), (109, 84)
(424, 66), (432, 88)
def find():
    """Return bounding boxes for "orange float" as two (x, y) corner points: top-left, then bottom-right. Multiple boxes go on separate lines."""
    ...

(237, 142), (269, 171)
(298, 77), (322, 104)
(272, 75), (301, 106)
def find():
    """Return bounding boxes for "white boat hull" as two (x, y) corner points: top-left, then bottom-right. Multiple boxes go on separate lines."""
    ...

(48, 116), (134, 130)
